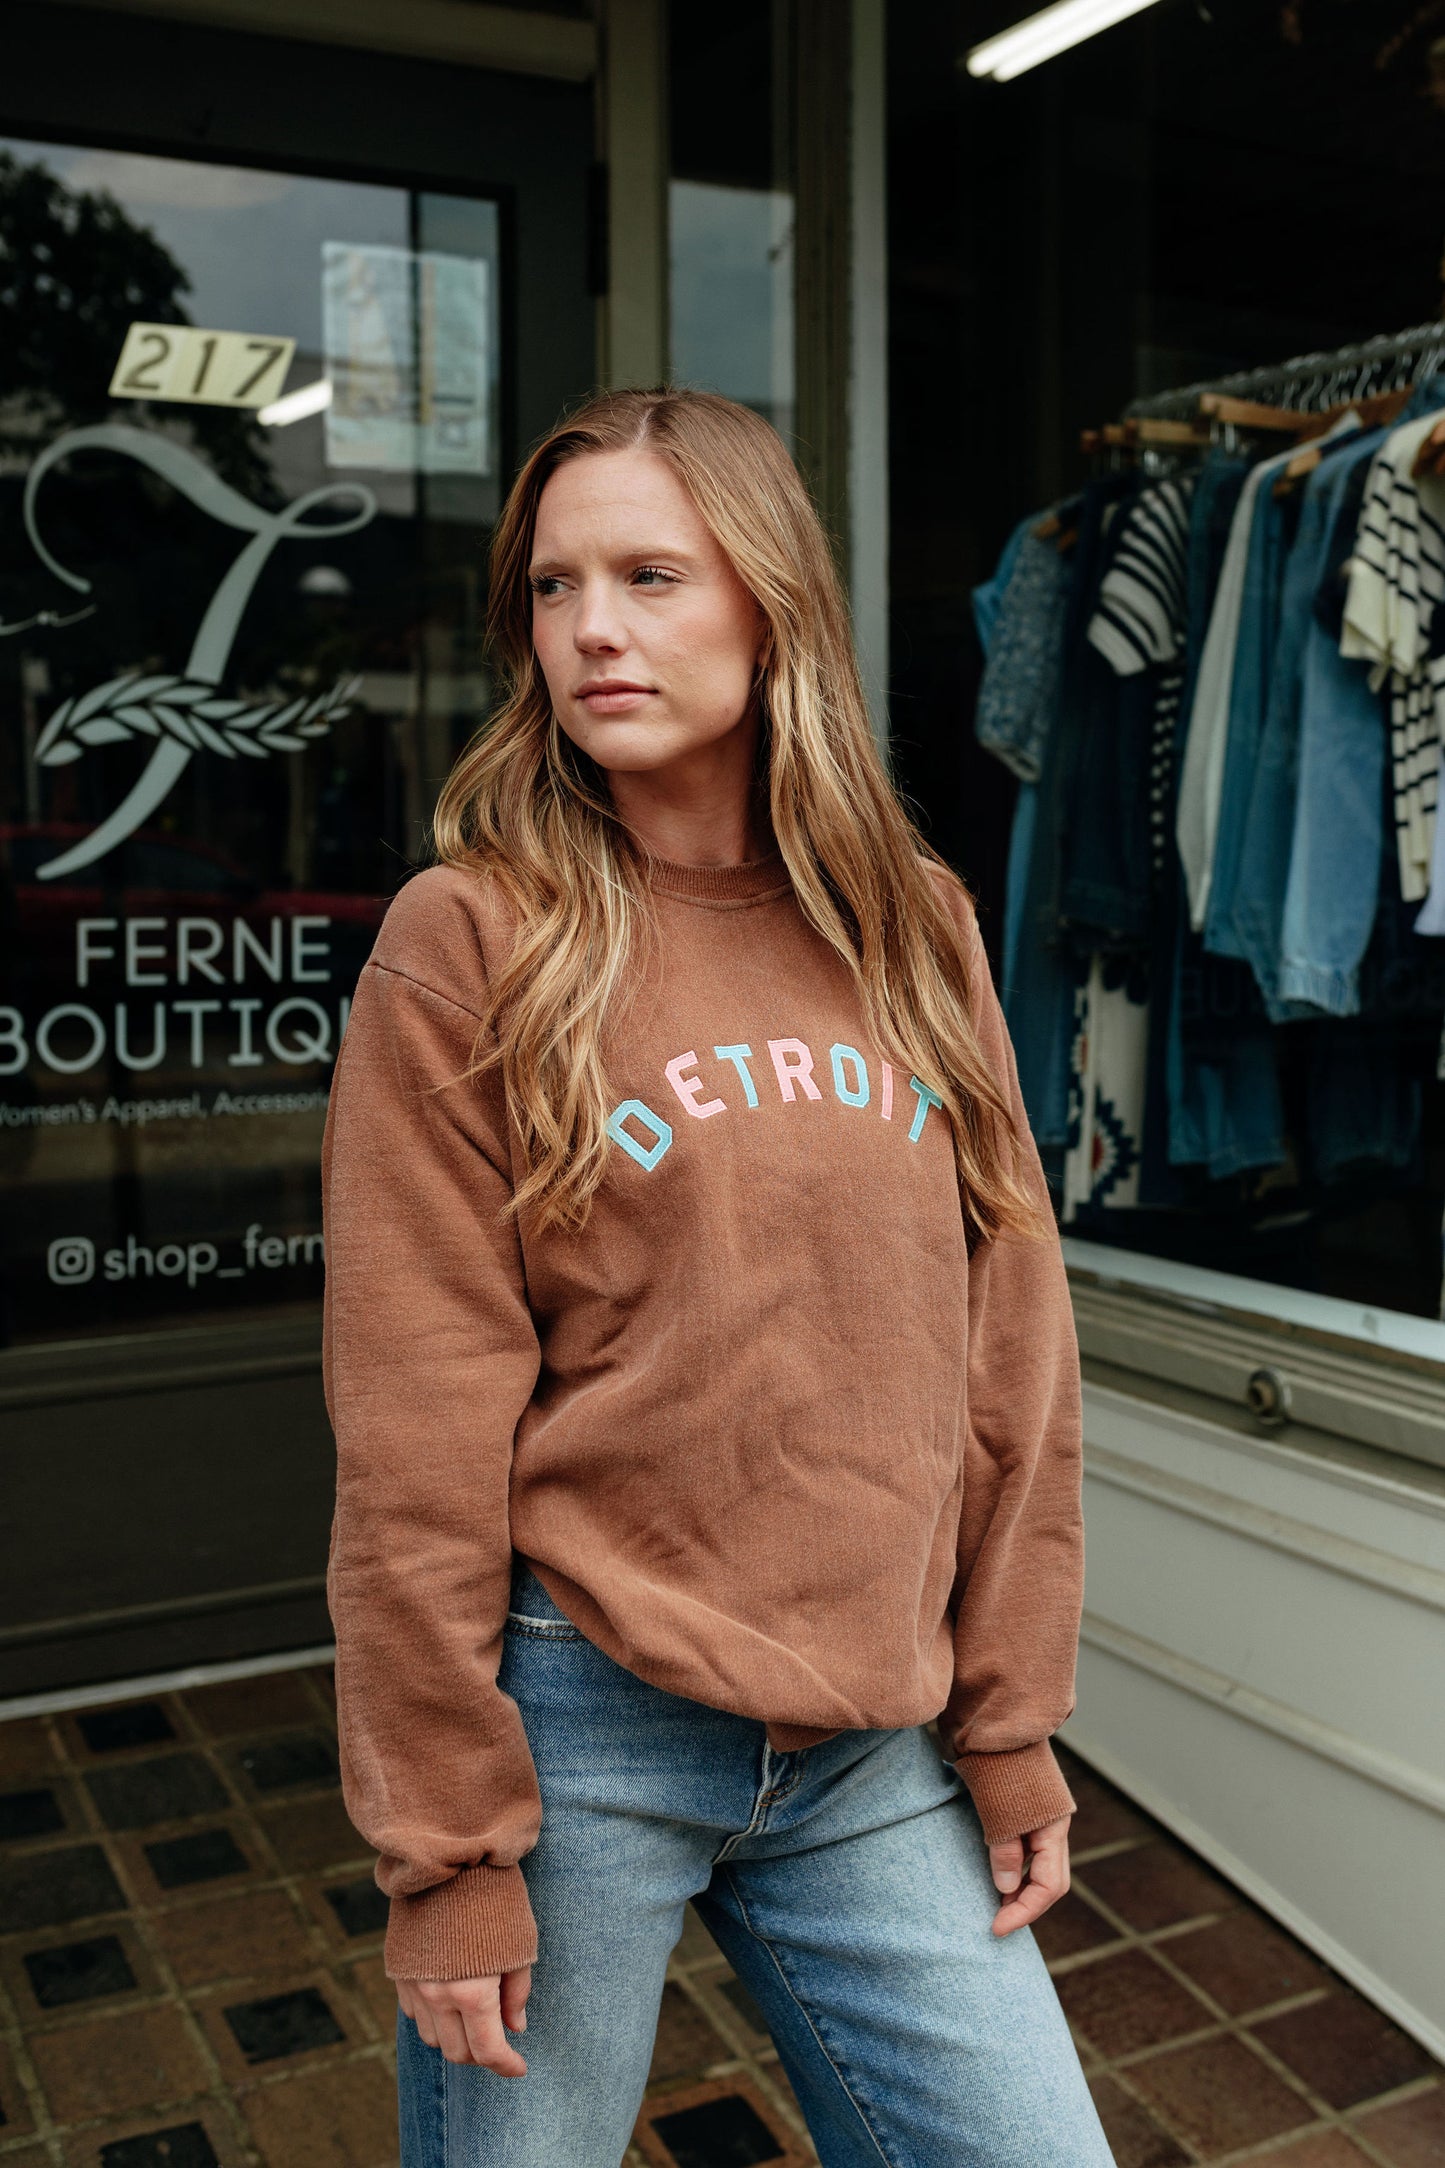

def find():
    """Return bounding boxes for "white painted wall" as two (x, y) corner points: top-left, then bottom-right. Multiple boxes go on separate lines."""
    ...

(1062, 1378), (1445, 2059)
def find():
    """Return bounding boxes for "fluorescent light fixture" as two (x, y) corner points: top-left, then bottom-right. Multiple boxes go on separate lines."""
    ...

(258, 377), (332, 427)
(967, 0), (1164, 81)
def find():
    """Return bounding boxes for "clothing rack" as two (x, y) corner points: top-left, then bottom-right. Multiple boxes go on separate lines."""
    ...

(1125, 320), (1445, 424)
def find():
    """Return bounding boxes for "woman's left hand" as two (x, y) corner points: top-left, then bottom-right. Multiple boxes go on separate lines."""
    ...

(987, 1813), (1072, 1938)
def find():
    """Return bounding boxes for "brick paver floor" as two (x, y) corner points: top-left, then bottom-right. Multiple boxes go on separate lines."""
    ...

(0, 1666), (1438, 2167)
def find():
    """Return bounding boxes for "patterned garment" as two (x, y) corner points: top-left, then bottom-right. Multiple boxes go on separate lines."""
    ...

(1086, 477), (1193, 893)
(1084, 477), (1191, 888)
(1389, 663), (1442, 903)
(974, 516), (1076, 784)
(1415, 740), (1445, 935)
(1149, 667), (1185, 889)
(1342, 411), (1445, 900)
(1062, 952), (1148, 1220)
(1059, 477), (1196, 1218)
(1087, 475), (1195, 676)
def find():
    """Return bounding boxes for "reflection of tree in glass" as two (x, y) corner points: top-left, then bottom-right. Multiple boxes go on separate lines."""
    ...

(0, 151), (274, 499)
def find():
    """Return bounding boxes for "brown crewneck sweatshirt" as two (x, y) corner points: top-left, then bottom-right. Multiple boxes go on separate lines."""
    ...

(321, 852), (1084, 1982)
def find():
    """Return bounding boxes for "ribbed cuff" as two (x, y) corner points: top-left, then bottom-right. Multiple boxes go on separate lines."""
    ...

(1277, 956), (1359, 1016)
(955, 1741), (1077, 1846)
(384, 1863), (538, 1983)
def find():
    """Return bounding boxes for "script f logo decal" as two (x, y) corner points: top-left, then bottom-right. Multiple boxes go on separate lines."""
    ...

(22, 424), (378, 880)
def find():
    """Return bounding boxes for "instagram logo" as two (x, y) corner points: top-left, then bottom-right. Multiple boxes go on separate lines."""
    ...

(47, 1236), (96, 1285)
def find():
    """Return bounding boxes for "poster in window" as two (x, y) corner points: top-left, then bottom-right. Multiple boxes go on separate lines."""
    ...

(322, 242), (491, 478)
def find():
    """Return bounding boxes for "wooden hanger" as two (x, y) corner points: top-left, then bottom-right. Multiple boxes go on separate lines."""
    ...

(1034, 508), (1079, 552)
(1274, 384), (1417, 497)
(1198, 393), (1320, 435)
(1274, 441), (1325, 495)
(1080, 424), (1132, 454)
(1077, 418), (1210, 459)
(1129, 418), (1210, 449)
(1346, 385), (1416, 430)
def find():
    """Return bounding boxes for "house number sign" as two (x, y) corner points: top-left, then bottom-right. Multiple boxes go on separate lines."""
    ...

(108, 322), (297, 409)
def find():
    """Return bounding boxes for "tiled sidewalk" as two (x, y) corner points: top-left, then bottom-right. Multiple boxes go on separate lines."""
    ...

(0, 1669), (1439, 2168)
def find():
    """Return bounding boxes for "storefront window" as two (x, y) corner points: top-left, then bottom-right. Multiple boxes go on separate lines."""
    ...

(890, 2), (1445, 1327)
(668, 0), (796, 445)
(0, 138), (502, 1344)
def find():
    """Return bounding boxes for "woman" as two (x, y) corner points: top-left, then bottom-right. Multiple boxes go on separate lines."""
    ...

(322, 387), (1115, 2166)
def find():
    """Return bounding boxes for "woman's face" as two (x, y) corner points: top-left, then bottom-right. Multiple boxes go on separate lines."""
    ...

(528, 447), (767, 778)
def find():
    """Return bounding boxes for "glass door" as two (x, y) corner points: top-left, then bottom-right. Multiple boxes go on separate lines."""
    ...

(1, 142), (504, 1346)
(0, 9), (596, 1694)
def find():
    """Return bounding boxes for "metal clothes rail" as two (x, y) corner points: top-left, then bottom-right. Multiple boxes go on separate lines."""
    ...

(1126, 320), (1445, 422)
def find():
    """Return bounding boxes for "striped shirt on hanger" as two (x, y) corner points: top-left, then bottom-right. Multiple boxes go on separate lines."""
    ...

(1086, 476), (1195, 675)
(1344, 420), (1445, 674)
(1342, 408), (1445, 900)
(1086, 477), (1195, 889)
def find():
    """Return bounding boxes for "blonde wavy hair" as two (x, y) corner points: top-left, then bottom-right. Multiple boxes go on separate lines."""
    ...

(432, 386), (1047, 1245)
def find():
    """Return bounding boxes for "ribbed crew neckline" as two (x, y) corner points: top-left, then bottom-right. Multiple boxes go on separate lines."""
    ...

(643, 849), (792, 905)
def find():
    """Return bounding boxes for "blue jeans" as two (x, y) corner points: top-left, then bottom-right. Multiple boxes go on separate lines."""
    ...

(1274, 615), (1387, 1016)
(1202, 462), (1295, 961)
(397, 1566), (1115, 2168)
(1228, 433), (1389, 1021)
(1163, 454), (1285, 1179)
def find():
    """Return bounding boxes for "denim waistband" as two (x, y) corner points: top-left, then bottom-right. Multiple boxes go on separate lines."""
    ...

(508, 1558), (572, 1624)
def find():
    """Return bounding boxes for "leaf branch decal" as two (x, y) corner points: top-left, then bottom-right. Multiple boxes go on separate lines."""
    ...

(35, 672), (364, 767)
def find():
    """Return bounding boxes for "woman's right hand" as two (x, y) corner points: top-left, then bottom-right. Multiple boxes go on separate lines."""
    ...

(397, 1966), (531, 2075)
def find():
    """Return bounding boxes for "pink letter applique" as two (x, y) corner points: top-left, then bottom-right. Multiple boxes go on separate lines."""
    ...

(766, 1037), (823, 1103)
(664, 1050), (727, 1119)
